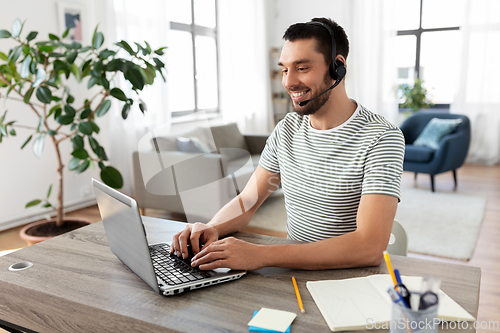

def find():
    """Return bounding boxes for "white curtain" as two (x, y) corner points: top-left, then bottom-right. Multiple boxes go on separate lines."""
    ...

(218, 0), (273, 134)
(106, 0), (170, 194)
(450, 0), (500, 165)
(346, 0), (398, 125)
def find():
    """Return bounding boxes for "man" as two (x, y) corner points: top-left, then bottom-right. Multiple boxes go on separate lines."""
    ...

(170, 17), (405, 271)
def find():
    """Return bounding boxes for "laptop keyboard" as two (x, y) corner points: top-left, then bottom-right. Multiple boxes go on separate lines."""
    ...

(149, 243), (211, 286)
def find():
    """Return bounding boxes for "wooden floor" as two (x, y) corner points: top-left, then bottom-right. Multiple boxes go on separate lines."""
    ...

(1, 163), (499, 332)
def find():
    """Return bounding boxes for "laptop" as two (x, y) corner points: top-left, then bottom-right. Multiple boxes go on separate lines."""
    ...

(92, 178), (246, 296)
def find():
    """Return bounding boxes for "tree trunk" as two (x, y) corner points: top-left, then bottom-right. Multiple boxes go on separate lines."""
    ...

(52, 137), (64, 227)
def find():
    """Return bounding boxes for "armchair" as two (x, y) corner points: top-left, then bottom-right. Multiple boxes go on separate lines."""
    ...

(400, 112), (470, 192)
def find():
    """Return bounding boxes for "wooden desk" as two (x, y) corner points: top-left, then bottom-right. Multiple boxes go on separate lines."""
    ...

(0, 217), (481, 333)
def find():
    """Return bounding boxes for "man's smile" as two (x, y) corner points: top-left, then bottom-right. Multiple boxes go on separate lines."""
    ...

(290, 90), (310, 101)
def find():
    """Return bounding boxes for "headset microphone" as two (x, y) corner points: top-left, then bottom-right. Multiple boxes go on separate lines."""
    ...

(298, 79), (341, 107)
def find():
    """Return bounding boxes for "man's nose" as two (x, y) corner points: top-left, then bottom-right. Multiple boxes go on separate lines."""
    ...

(283, 71), (299, 89)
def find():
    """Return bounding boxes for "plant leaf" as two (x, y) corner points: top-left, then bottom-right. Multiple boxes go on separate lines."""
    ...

(48, 33), (59, 41)
(72, 135), (84, 149)
(47, 130), (57, 136)
(96, 99), (112, 117)
(101, 166), (123, 189)
(72, 148), (89, 159)
(7, 46), (22, 64)
(62, 27), (70, 38)
(93, 32), (104, 49)
(121, 103), (131, 119)
(109, 87), (128, 101)
(21, 135), (32, 149)
(69, 63), (82, 82)
(36, 86), (52, 104)
(46, 184), (52, 198)
(124, 66), (144, 90)
(56, 115), (74, 125)
(0, 51), (7, 60)
(115, 40), (136, 55)
(25, 199), (42, 208)
(66, 51), (77, 64)
(64, 105), (76, 117)
(75, 160), (90, 174)
(32, 68), (46, 87)
(20, 55), (32, 78)
(80, 107), (92, 119)
(139, 100), (147, 113)
(0, 30), (11, 39)
(26, 31), (38, 42)
(24, 87), (34, 104)
(33, 134), (45, 158)
(11, 19), (23, 38)
(68, 157), (81, 170)
(78, 122), (93, 135)
(154, 46), (167, 55)
(87, 76), (98, 89)
(90, 121), (100, 134)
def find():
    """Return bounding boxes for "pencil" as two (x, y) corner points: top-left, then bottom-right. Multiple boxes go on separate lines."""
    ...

(292, 277), (305, 313)
(383, 251), (398, 286)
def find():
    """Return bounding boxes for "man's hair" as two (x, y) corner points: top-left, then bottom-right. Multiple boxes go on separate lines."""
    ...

(282, 17), (349, 67)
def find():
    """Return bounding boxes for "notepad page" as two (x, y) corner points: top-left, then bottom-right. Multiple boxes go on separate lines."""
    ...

(306, 277), (391, 332)
(367, 274), (476, 322)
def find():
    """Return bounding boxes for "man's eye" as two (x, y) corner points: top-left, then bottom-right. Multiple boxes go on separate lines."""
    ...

(281, 69), (288, 74)
(298, 67), (308, 71)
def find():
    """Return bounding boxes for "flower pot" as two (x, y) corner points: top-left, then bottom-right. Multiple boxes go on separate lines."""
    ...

(19, 218), (92, 246)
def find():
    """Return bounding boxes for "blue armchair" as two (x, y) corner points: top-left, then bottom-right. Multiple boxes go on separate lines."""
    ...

(400, 112), (471, 192)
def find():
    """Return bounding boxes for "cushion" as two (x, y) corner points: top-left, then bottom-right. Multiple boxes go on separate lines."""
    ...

(209, 123), (249, 160)
(413, 118), (463, 150)
(176, 137), (211, 153)
(404, 145), (435, 163)
(152, 136), (178, 151)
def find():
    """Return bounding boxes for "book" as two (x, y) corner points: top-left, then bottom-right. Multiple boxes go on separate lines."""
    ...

(306, 274), (475, 332)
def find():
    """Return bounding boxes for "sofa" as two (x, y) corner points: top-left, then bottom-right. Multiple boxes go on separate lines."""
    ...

(132, 123), (269, 222)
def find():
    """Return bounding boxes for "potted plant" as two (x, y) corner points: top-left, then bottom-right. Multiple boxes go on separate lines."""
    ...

(0, 19), (166, 244)
(397, 78), (433, 114)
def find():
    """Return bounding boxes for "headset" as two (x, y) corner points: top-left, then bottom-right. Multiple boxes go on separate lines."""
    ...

(297, 21), (347, 107)
(306, 21), (346, 81)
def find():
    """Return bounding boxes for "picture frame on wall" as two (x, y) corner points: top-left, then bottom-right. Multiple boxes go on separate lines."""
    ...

(57, 1), (85, 42)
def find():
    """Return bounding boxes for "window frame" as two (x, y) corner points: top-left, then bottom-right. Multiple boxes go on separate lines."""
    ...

(396, 0), (460, 110)
(169, 0), (220, 118)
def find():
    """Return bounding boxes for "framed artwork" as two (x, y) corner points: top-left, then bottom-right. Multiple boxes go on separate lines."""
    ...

(57, 1), (85, 42)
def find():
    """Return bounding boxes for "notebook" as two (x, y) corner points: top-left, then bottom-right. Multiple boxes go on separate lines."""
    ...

(306, 274), (475, 332)
(92, 178), (246, 296)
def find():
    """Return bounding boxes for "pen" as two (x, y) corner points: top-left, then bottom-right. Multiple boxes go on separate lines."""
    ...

(394, 269), (403, 285)
(292, 277), (305, 313)
(383, 251), (398, 286)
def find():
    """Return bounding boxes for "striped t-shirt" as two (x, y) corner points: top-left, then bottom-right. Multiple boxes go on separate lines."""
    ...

(259, 101), (405, 242)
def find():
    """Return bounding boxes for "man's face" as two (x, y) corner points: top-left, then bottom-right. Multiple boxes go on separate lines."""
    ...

(278, 38), (333, 116)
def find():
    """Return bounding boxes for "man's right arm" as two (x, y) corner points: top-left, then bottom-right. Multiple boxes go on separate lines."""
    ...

(171, 165), (280, 258)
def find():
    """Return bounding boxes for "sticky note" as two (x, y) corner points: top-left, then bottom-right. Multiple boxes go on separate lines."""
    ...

(247, 308), (297, 333)
(249, 311), (291, 333)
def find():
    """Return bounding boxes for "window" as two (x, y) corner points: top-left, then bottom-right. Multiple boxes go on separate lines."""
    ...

(167, 0), (219, 118)
(395, 0), (464, 108)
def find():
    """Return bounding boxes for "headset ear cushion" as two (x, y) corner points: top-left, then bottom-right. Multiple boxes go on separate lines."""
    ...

(334, 59), (346, 79)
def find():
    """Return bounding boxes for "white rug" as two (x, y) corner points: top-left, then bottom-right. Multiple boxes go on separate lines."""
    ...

(249, 188), (487, 261)
(395, 187), (487, 261)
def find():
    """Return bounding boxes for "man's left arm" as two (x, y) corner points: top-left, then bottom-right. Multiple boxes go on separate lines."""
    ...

(191, 193), (398, 270)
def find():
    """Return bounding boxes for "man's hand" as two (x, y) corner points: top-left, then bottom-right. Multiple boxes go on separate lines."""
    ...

(170, 222), (219, 259)
(190, 237), (265, 271)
